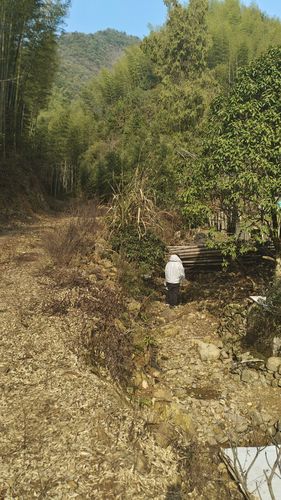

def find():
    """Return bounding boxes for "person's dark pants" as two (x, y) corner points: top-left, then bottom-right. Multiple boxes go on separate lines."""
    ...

(167, 283), (180, 306)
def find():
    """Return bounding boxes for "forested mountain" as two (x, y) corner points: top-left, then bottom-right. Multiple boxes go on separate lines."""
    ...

(55, 30), (140, 97)
(40, 0), (281, 200)
(33, 0), (281, 263)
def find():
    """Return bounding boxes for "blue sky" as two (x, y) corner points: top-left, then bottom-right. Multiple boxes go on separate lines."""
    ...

(65, 1), (281, 38)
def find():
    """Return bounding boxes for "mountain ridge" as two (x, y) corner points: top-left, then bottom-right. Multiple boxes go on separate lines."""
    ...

(56, 28), (140, 97)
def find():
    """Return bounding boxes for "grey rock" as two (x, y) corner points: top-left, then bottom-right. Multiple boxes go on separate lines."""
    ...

(250, 411), (265, 427)
(220, 350), (229, 360)
(258, 374), (267, 385)
(241, 369), (259, 384)
(229, 414), (249, 434)
(275, 420), (281, 432)
(237, 423), (248, 434)
(250, 410), (272, 427)
(267, 426), (276, 437)
(266, 357), (281, 372)
(198, 342), (221, 362)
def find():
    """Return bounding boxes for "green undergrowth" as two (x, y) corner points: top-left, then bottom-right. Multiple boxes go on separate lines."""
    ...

(244, 279), (281, 357)
(111, 225), (166, 274)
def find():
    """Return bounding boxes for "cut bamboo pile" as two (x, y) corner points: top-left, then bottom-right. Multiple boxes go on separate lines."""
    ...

(167, 244), (276, 271)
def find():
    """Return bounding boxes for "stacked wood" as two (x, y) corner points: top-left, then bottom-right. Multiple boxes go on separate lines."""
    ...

(167, 244), (276, 271)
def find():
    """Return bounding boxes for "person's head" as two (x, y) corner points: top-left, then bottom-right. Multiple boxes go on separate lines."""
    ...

(169, 254), (182, 262)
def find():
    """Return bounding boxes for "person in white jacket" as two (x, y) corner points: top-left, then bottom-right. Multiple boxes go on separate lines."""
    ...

(165, 254), (185, 307)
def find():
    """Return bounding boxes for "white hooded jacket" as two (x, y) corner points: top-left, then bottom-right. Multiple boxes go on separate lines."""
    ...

(165, 255), (185, 284)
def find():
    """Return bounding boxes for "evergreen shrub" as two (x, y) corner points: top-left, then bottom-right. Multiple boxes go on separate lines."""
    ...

(111, 225), (166, 273)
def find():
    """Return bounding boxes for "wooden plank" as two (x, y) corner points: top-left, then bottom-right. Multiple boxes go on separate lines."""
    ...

(167, 244), (276, 272)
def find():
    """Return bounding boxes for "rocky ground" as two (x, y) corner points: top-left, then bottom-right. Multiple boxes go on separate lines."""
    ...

(0, 214), (280, 499)
(147, 300), (281, 447)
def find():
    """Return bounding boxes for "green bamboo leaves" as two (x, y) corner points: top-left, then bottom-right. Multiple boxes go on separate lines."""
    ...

(0, 0), (69, 158)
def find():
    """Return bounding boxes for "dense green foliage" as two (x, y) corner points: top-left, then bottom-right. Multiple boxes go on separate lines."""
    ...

(6, 0), (281, 265)
(55, 29), (139, 97)
(207, 0), (281, 86)
(111, 226), (166, 272)
(38, 0), (281, 203)
(0, 0), (69, 158)
(185, 47), (281, 256)
(144, 0), (209, 80)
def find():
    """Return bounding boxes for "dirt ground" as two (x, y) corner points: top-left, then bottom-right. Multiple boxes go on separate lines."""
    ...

(0, 216), (181, 499)
(0, 215), (280, 499)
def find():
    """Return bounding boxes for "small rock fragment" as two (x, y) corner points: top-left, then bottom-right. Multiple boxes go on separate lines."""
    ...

(198, 342), (221, 362)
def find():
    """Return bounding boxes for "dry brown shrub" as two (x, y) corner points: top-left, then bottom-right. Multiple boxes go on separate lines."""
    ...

(43, 278), (134, 384)
(88, 285), (134, 384)
(42, 202), (99, 266)
(53, 269), (92, 290)
(108, 169), (162, 238)
(42, 293), (71, 316)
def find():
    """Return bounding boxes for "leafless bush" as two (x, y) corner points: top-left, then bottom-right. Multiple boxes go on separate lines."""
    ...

(88, 285), (134, 385)
(43, 277), (134, 384)
(221, 444), (281, 500)
(91, 324), (133, 384)
(42, 293), (71, 316)
(42, 202), (99, 266)
(53, 269), (92, 290)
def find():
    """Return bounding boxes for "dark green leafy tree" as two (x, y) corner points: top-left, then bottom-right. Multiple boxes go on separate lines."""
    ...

(142, 0), (208, 81)
(184, 47), (281, 273)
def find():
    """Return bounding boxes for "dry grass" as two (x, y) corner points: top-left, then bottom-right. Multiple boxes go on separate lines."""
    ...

(108, 169), (163, 238)
(42, 202), (99, 266)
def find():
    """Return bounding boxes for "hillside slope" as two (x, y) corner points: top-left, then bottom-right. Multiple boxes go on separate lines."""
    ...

(56, 29), (139, 97)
